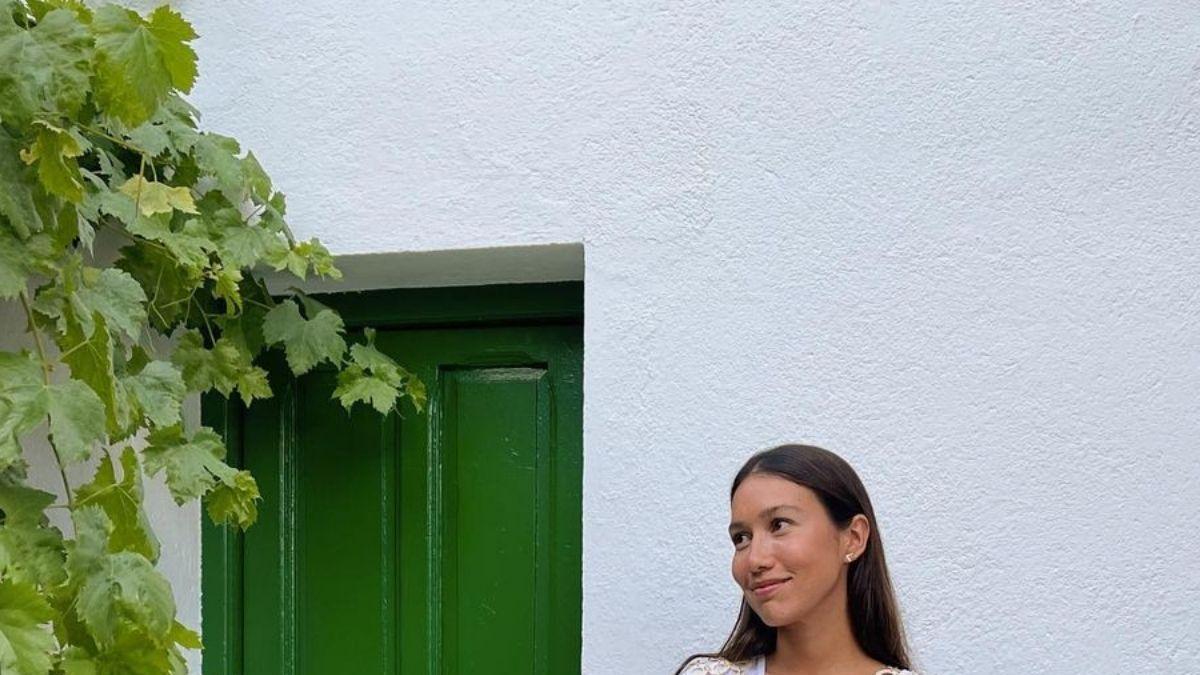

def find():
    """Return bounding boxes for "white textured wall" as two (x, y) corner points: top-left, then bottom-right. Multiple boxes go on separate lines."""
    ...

(6, 1), (1196, 673)
(190, 2), (1200, 673)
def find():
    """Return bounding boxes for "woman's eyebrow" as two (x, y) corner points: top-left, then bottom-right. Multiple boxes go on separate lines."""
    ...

(728, 504), (802, 532)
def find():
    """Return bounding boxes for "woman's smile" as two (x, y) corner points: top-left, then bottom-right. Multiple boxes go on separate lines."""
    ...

(750, 577), (792, 598)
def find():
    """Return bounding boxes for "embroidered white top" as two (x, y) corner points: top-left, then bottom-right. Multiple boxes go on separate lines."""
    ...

(681, 656), (916, 675)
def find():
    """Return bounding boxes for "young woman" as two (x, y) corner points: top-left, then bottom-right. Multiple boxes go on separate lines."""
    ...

(676, 444), (917, 675)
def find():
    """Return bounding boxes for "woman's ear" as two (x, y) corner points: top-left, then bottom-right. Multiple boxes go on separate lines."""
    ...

(843, 514), (870, 560)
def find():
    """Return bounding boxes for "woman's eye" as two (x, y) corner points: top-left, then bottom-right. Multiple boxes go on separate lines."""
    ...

(771, 518), (791, 532)
(731, 533), (749, 548)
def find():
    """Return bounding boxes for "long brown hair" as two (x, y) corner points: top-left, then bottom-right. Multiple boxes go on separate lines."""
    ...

(676, 444), (912, 673)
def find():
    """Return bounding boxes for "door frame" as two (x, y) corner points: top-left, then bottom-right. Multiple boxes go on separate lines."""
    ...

(200, 281), (584, 675)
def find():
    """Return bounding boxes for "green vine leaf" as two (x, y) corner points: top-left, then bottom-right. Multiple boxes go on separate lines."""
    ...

(20, 121), (87, 202)
(126, 215), (212, 270)
(101, 192), (211, 270)
(141, 426), (225, 503)
(123, 122), (171, 158)
(0, 578), (57, 675)
(0, 227), (35, 299)
(204, 469), (258, 531)
(57, 312), (119, 435)
(193, 132), (250, 202)
(333, 332), (422, 415)
(210, 264), (242, 315)
(80, 268), (147, 343)
(142, 425), (259, 530)
(0, 7), (92, 128)
(213, 221), (277, 270)
(0, 351), (46, 470)
(35, 264), (147, 343)
(0, 483), (66, 589)
(75, 448), (159, 561)
(92, 5), (197, 126)
(334, 364), (398, 415)
(68, 507), (174, 648)
(120, 360), (184, 429)
(264, 238), (341, 281)
(116, 175), (197, 217)
(0, 133), (45, 238)
(114, 240), (198, 332)
(45, 378), (106, 464)
(261, 299), (346, 375)
(171, 331), (270, 405)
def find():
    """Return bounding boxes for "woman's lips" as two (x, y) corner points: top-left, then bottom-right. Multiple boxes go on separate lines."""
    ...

(751, 578), (790, 598)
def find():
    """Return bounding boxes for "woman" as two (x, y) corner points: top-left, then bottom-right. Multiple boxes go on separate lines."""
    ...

(676, 444), (917, 675)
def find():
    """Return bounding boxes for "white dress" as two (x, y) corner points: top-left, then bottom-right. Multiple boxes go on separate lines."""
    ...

(681, 656), (916, 675)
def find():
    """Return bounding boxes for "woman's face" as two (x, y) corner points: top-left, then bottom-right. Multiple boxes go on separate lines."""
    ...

(728, 473), (856, 627)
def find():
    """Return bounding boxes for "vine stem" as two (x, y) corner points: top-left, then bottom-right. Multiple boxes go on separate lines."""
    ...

(244, 297), (274, 311)
(97, 216), (173, 256)
(242, 203), (265, 225)
(134, 155), (146, 215)
(78, 123), (150, 157)
(192, 297), (218, 345)
(18, 291), (76, 509)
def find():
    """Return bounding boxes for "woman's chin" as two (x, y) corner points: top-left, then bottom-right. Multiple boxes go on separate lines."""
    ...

(752, 604), (794, 628)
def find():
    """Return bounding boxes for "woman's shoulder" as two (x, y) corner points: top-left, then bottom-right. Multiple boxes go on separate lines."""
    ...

(679, 655), (758, 674)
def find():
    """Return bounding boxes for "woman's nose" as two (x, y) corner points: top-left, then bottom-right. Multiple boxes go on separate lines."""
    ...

(746, 534), (774, 570)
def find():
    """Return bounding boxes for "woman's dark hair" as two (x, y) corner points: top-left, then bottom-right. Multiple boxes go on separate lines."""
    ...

(676, 444), (912, 673)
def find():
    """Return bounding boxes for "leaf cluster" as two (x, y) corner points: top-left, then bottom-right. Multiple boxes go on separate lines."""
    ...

(0, 1), (423, 671)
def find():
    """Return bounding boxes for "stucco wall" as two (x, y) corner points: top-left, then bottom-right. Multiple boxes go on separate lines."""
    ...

(4, 1), (1197, 673)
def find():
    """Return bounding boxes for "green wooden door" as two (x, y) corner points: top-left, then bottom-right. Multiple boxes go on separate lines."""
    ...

(202, 284), (582, 675)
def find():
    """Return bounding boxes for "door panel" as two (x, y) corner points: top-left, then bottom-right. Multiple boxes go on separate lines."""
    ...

(217, 322), (581, 675)
(441, 367), (546, 674)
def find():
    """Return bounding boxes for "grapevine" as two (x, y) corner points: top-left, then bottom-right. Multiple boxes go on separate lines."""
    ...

(0, 1), (424, 672)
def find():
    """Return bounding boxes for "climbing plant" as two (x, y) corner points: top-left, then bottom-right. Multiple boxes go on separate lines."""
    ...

(0, 1), (425, 672)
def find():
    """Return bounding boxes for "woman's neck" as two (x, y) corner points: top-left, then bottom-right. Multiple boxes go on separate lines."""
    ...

(766, 580), (882, 675)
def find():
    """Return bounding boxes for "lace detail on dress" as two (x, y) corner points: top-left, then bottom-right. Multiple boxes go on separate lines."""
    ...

(680, 656), (752, 674)
(681, 656), (915, 675)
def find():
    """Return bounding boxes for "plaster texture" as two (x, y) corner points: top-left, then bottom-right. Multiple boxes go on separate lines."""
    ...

(2, 1), (1198, 673)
